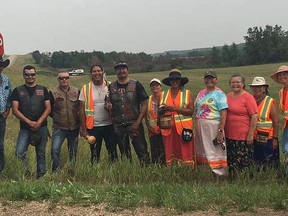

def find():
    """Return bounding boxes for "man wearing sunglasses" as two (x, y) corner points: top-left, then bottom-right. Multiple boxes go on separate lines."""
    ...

(49, 72), (80, 172)
(11, 65), (51, 178)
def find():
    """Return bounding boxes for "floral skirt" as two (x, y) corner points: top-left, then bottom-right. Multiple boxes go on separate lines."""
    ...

(226, 138), (253, 173)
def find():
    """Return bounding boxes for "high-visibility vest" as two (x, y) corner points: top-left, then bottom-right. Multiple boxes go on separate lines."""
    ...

(146, 95), (160, 137)
(81, 82), (94, 129)
(159, 88), (193, 136)
(279, 88), (288, 128)
(255, 96), (274, 138)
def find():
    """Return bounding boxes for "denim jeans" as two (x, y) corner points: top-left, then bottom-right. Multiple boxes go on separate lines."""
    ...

(87, 124), (118, 163)
(16, 126), (48, 178)
(51, 126), (79, 172)
(0, 116), (6, 172)
(114, 124), (150, 165)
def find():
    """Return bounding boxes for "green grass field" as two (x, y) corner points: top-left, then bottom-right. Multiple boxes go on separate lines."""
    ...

(1, 54), (288, 214)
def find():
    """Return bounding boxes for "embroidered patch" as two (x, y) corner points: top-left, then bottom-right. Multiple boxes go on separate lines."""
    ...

(36, 89), (44, 96)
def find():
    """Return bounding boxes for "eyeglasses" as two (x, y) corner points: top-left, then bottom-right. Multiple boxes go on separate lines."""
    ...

(58, 76), (70, 80)
(24, 73), (36, 77)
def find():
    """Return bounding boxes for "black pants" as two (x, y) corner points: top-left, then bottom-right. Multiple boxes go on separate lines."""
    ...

(114, 124), (150, 165)
(150, 134), (165, 165)
(87, 125), (118, 163)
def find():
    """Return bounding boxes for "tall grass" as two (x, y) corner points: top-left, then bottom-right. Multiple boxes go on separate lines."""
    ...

(1, 54), (288, 213)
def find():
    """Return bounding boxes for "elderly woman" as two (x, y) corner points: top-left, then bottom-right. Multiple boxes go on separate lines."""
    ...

(195, 69), (228, 175)
(249, 77), (279, 168)
(145, 78), (165, 165)
(159, 69), (194, 168)
(225, 73), (258, 176)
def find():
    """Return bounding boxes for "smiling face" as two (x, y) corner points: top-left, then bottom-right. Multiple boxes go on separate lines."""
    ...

(91, 65), (104, 85)
(169, 79), (181, 89)
(250, 85), (267, 98)
(115, 66), (129, 81)
(23, 68), (36, 86)
(204, 76), (217, 89)
(229, 76), (244, 93)
(277, 71), (288, 86)
(150, 81), (162, 95)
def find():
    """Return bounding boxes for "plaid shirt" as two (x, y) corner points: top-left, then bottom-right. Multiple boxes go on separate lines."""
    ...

(0, 74), (12, 114)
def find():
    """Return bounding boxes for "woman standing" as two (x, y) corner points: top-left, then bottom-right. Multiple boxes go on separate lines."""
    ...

(249, 77), (279, 168)
(159, 69), (195, 168)
(145, 78), (165, 165)
(225, 73), (258, 176)
(195, 69), (228, 175)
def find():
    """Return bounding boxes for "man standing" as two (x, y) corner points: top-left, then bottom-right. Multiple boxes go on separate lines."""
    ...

(0, 56), (12, 172)
(50, 72), (80, 172)
(107, 61), (150, 165)
(79, 64), (117, 163)
(12, 65), (51, 178)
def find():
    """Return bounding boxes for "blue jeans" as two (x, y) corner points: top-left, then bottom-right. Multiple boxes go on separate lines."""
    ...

(16, 126), (48, 178)
(51, 127), (79, 172)
(0, 116), (6, 172)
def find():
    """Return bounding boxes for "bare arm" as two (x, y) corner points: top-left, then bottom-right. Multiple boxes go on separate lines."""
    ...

(131, 100), (148, 131)
(79, 100), (87, 138)
(247, 113), (257, 144)
(270, 103), (279, 149)
(216, 109), (227, 143)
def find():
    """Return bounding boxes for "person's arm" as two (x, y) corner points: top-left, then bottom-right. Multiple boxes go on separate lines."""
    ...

(166, 94), (194, 116)
(247, 113), (257, 144)
(131, 99), (148, 131)
(35, 100), (51, 129)
(216, 109), (227, 143)
(2, 80), (13, 118)
(270, 102), (279, 149)
(12, 100), (36, 128)
(79, 100), (88, 138)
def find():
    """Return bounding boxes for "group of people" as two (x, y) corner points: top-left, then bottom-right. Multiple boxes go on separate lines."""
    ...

(1, 55), (288, 178)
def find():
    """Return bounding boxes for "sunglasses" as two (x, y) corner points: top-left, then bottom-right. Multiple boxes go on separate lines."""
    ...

(58, 76), (70, 80)
(24, 73), (36, 77)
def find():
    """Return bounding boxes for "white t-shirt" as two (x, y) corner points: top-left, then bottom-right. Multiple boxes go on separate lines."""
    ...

(79, 83), (111, 127)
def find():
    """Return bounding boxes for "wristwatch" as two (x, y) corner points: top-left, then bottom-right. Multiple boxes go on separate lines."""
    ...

(218, 129), (224, 133)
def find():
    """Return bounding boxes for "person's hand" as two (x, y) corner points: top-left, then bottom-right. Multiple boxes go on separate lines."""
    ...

(246, 133), (254, 145)
(104, 102), (112, 111)
(216, 132), (224, 144)
(2, 109), (10, 118)
(165, 105), (175, 112)
(272, 138), (279, 150)
(80, 128), (88, 138)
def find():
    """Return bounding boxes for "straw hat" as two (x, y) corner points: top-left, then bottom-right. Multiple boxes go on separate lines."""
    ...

(270, 65), (288, 83)
(249, 77), (269, 87)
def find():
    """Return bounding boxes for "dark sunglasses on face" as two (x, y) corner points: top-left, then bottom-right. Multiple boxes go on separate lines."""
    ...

(58, 76), (70, 80)
(24, 73), (36, 77)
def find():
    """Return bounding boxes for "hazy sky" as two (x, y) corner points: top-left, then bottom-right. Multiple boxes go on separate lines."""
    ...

(1, 0), (288, 55)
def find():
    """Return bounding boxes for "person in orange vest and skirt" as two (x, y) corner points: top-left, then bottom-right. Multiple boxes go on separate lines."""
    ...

(249, 77), (279, 169)
(159, 69), (195, 168)
(145, 78), (165, 165)
(271, 66), (288, 168)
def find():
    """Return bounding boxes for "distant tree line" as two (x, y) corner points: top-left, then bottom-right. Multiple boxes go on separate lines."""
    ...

(32, 25), (288, 74)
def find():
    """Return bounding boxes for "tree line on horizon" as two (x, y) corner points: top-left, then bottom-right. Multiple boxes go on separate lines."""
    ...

(32, 25), (288, 75)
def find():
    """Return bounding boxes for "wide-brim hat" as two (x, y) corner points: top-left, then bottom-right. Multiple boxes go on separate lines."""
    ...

(270, 65), (288, 83)
(0, 56), (10, 68)
(249, 77), (269, 87)
(162, 69), (189, 86)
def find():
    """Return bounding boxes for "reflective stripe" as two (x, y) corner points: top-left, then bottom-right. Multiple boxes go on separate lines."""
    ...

(257, 96), (273, 129)
(256, 121), (273, 128)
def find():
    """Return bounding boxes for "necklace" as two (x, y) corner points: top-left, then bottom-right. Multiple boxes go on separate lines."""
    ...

(94, 84), (105, 96)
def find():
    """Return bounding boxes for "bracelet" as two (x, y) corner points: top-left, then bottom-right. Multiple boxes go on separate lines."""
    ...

(218, 129), (224, 133)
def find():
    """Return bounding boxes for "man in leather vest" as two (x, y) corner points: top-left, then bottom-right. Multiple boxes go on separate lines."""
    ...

(12, 65), (51, 178)
(50, 72), (80, 172)
(107, 61), (150, 165)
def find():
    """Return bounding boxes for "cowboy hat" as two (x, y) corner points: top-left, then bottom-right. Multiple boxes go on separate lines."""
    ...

(270, 65), (288, 83)
(0, 56), (10, 68)
(162, 69), (189, 86)
(249, 77), (269, 87)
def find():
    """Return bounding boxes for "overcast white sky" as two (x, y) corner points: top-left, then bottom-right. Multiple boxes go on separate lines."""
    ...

(1, 0), (288, 55)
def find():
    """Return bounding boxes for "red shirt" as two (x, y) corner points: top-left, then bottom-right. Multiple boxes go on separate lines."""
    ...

(225, 91), (258, 140)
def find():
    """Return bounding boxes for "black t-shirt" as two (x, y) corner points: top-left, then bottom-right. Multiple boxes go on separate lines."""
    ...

(11, 85), (50, 102)
(108, 80), (148, 104)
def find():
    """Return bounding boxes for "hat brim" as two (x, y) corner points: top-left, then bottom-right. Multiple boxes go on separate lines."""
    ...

(249, 84), (269, 87)
(162, 77), (189, 86)
(0, 59), (10, 68)
(270, 69), (288, 83)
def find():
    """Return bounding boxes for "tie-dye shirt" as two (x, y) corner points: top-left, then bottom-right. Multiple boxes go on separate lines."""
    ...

(195, 87), (228, 120)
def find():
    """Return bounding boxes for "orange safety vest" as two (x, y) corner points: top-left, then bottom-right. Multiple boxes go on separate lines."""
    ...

(255, 96), (274, 139)
(159, 88), (193, 136)
(279, 88), (288, 128)
(146, 95), (160, 137)
(81, 82), (94, 129)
